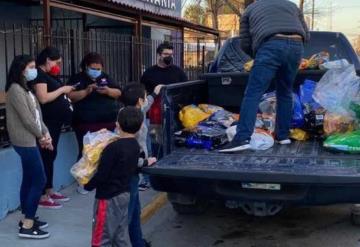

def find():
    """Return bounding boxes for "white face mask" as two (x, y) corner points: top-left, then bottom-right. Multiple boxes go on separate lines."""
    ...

(24, 68), (38, 81)
(141, 97), (148, 110)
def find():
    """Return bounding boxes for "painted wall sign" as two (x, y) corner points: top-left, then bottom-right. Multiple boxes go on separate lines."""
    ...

(109, 0), (182, 17)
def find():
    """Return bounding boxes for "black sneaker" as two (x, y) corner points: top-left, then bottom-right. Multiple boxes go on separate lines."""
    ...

(218, 140), (251, 153)
(144, 239), (152, 247)
(18, 217), (48, 229)
(18, 226), (50, 239)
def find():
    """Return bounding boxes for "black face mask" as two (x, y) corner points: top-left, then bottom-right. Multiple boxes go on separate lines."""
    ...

(163, 56), (173, 66)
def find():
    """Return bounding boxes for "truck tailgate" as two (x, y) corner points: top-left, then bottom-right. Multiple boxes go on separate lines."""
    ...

(143, 140), (360, 184)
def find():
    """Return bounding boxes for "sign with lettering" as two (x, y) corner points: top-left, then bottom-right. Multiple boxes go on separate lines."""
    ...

(109, 0), (182, 17)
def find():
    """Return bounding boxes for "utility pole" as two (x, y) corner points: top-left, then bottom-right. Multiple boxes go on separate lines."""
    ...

(311, 0), (315, 30)
(329, 0), (333, 31)
(299, 0), (305, 11)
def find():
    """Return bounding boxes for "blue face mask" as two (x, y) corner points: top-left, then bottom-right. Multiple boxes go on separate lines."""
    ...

(87, 68), (102, 79)
(24, 68), (38, 81)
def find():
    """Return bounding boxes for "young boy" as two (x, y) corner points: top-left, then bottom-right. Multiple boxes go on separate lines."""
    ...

(122, 83), (163, 247)
(84, 106), (144, 247)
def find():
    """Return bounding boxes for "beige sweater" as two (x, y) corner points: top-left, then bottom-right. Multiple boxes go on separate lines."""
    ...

(6, 84), (48, 147)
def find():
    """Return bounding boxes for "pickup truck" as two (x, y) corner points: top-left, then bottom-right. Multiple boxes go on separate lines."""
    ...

(143, 32), (360, 218)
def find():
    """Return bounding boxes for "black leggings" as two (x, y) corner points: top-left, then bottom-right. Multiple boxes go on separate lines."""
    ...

(40, 120), (63, 192)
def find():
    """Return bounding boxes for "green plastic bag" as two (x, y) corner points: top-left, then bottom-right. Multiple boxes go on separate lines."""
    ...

(324, 130), (360, 153)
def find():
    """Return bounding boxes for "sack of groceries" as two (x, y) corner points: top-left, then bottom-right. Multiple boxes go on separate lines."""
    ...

(70, 129), (120, 185)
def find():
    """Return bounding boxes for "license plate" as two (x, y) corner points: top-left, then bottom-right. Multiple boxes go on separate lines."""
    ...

(241, 183), (281, 191)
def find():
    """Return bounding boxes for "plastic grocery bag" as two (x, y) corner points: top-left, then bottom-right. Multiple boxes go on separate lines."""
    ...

(319, 59), (349, 70)
(300, 80), (321, 114)
(308, 52), (330, 69)
(290, 128), (309, 141)
(323, 112), (355, 136)
(292, 93), (304, 128)
(299, 59), (309, 70)
(244, 60), (254, 72)
(259, 92), (304, 129)
(250, 129), (274, 150)
(70, 129), (120, 185)
(198, 104), (224, 115)
(313, 65), (360, 115)
(209, 110), (238, 128)
(226, 126), (274, 151)
(324, 130), (360, 153)
(179, 105), (211, 129)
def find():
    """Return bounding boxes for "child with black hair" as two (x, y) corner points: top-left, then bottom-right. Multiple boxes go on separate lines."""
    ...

(121, 82), (163, 247)
(84, 106), (144, 247)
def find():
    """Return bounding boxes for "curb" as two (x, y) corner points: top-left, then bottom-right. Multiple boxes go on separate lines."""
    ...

(141, 192), (168, 224)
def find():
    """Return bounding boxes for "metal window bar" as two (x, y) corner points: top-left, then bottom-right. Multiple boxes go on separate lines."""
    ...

(0, 23), (217, 148)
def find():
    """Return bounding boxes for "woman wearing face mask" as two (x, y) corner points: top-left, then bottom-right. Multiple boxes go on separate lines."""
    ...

(6, 55), (53, 239)
(31, 47), (74, 209)
(68, 53), (121, 192)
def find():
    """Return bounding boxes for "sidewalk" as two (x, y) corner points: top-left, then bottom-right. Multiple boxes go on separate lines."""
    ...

(0, 183), (160, 247)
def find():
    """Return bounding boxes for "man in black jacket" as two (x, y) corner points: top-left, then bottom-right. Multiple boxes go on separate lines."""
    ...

(220, 0), (309, 153)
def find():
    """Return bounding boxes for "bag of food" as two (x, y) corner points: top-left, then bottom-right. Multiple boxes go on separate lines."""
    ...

(198, 104), (224, 115)
(209, 110), (238, 128)
(290, 128), (309, 141)
(323, 112), (355, 136)
(299, 59), (309, 70)
(313, 65), (360, 115)
(324, 130), (360, 153)
(70, 129), (120, 185)
(303, 108), (326, 137)
(179, 105), (211, 129)
(226, 127), (274, 151)
(250, 129), (274, 151)
(300, 80), (321, 114)
(244, 60), (254, 72)
(259, 92), (304, 129)
(319, 59), (349, 70)
(307, 51), (330, 69)
(292, 93), (304, 128)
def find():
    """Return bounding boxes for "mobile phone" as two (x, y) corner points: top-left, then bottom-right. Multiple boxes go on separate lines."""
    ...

(73, 82), (81, 89)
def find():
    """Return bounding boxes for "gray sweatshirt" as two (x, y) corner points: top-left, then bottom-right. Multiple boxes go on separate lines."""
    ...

(6, 84), (49, 147)
(239, 0), (310, 56)
(136, 92), (157, 167)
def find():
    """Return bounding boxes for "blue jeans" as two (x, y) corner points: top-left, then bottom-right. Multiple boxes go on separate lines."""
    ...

(235, 39), (304, 142)
(13, 146), (46, 220)
(128, 175), (144, 247)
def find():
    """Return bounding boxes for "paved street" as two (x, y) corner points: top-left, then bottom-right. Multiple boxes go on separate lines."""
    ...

(1, 185), (360, 247)
(0, 183), (158, 247)
(143, 202), (360, 247)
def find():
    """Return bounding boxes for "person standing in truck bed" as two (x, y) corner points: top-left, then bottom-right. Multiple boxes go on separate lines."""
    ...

(220, 0), (309, 153)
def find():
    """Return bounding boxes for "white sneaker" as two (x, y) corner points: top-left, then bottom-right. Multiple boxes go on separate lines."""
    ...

(77, 185), (89, 195)
(277, 139), (292, 145)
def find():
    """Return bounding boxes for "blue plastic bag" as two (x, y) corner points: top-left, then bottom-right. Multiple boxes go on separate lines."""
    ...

(300, 79), (321, 113)
(259, 92), (304, 128)
(292, 93), (304, 128)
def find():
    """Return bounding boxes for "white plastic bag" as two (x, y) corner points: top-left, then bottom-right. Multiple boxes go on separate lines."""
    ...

(250, 129), (274, 151)
(313, 65), (360, 115)
(226, 126), (274, 151)
(70, 129), (119, 185)
(319, 59), (349, 70)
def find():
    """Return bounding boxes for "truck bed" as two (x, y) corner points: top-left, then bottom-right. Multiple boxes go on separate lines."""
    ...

(144, 140), (360, 184)
(144, 32), (360, 206)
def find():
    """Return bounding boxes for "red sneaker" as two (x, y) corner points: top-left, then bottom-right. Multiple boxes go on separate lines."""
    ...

(50, 192), (70, 202)
(39, 198), (63, 209)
